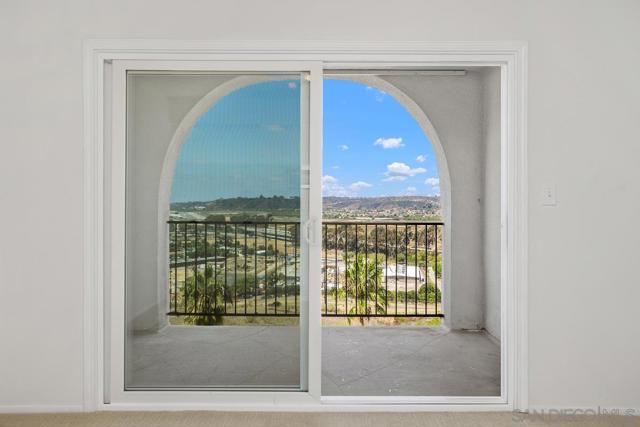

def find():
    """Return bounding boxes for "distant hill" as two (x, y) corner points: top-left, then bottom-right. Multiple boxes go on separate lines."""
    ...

(172, 195), (440, 212)
(323, 196), (440, 211)
(171, 196), (300, 212)
(171, 195), (441, 221)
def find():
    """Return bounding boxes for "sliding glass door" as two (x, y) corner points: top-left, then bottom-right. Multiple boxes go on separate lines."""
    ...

(122, 71), (310, 390)
(111, 63), (501, 401)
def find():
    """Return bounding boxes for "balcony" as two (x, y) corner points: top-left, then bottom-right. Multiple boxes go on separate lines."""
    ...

(127, 220), (499, 395)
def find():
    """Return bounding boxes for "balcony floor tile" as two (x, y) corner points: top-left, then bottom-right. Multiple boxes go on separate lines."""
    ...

(128, 325), (499, 395)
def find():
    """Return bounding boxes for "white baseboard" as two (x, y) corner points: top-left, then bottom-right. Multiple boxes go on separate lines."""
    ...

(0, 405), (83, 414)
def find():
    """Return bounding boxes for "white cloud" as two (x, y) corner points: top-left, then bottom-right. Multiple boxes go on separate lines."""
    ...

(338, 144), (349, 151)
(366, 85), (386, 101)
(383, 175), (408, 182)
(322, 175), (338, 186)
(416, 154), (426, 163)
(383, 162), (427, 181)
(405, 186), (417, 194)
(387, 162), (426, 176)
(331, 165), (340, 170)
(322, 175), (352, 197)
(349, 181), (373, 191)
(374, 137), (404, 149)
(424, 177), (440, 196)
(324, 177), (373, 196)
(288, 82), (297, 89)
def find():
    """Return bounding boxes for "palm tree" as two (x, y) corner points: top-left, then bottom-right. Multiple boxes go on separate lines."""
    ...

(344, 254), (386, 325)
(183, 268), (225, 325)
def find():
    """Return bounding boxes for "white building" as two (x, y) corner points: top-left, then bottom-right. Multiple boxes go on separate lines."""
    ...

(381, 264), (425, 292)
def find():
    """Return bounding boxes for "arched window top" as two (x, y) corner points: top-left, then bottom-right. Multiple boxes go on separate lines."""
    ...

(162, 74), (449, 226)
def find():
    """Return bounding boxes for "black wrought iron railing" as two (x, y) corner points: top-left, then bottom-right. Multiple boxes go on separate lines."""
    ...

(167, 220), (443, 318)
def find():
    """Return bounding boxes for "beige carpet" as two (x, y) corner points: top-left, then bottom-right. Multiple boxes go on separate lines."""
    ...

(1, 412), (639, 427)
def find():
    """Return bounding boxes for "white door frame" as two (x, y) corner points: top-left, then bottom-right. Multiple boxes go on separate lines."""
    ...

(83, 40), (528, 412)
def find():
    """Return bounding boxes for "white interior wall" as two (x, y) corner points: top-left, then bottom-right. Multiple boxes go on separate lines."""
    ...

(481, 68), (502, 340)
(384, 72), (492, 331)
(2, 0), (640, 411)
(125, 74), (235, 331)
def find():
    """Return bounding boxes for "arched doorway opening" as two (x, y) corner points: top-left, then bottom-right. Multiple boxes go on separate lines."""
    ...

(159, 76), (451, 328)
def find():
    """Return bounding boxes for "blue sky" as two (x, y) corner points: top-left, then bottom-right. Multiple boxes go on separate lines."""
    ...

(171, 80), (301, 203)
(322, 79), (439, 197)
(171, 78), (440, 203)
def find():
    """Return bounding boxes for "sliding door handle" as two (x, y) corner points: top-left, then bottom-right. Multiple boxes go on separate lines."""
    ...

(303, 219), (318, 245)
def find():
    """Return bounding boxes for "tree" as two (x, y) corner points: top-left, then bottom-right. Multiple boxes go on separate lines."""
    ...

(418, 283), (442, 303)
(344, 254), (386, 325)
(183, 268), (226, 325)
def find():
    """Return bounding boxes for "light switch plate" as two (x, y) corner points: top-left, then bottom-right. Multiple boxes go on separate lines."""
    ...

(542, 185), (557, 206)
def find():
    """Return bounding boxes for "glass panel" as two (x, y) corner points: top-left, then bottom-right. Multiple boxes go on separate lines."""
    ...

(124, 73), (307, 389)
(321, 77), (500, 397)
